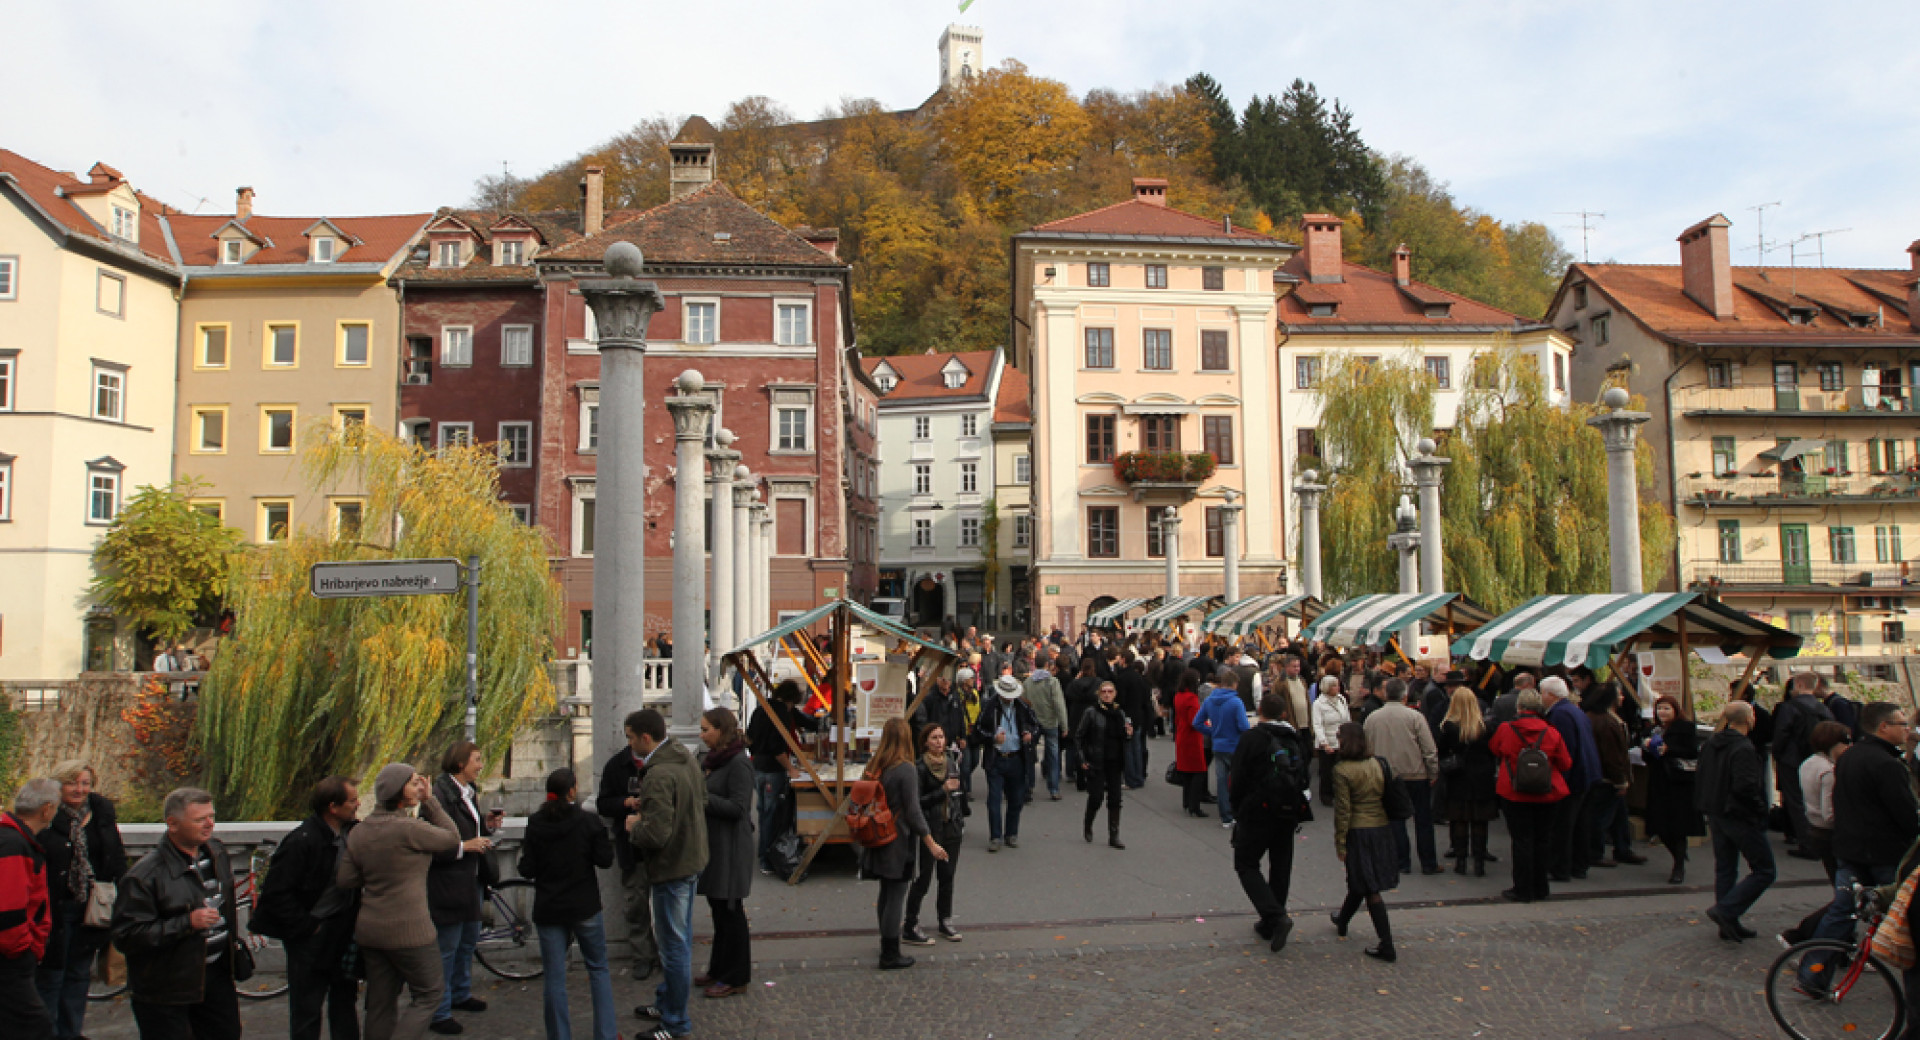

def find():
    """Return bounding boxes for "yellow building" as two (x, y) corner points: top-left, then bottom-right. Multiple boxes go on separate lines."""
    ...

(166, 192), (428, 542)
(1012, 179), (1295, 635)
(1556, 214), (1920, 663)
(0, 152), (182, 679)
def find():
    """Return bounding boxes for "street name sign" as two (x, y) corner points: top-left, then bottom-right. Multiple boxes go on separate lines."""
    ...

(310, 559), (464, 599)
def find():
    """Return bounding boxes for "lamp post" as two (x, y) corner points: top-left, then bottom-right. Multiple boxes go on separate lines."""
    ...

(706, 430), (740, 692)
(1407, 438), (1450, 595)
(1295, 470), (1326, 600)
(1589, 386), (1651, 594)
(1220, 489), (1242, 604)
(1162, 506), (1181, 600)
(578, 242), (663, 768)
(664, 372), (712, 748)
(1387, 494), (1423, 657)
(732, 466), (755, 684)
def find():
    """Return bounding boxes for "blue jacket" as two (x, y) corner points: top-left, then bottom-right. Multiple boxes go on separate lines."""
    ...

(1195, 686), (1249, 755)
(1546, 698), (1603, 791)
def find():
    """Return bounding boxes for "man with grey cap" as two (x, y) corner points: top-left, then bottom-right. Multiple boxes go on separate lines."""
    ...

(338, 764), (460, 1040)
(970, 675), (1038, 851)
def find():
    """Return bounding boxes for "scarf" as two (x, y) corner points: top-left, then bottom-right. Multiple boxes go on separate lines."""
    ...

(923, 749), (949, 781)
(62, 801), (91, 901)
(705, 738), (748, 773)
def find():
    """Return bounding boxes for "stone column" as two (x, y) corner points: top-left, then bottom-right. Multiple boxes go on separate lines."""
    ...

(1588, 387), (1651, 594)
(750, 496), (770, 643)
(1162, 506), (1181, 600)
(579, 243), (663, 771)
(1220, 490), (1243, 604)
(664, 372), (713, 749)
(732, 467), (756, 656)
(1295, 470), (1326, 601)
(705, 431), (740, 699)
(1387, 495), (1423, 655)
(1408, 438), (1451, 595)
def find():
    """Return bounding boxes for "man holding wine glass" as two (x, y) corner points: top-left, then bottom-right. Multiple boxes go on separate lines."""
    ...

(426, 742), (501, 1036)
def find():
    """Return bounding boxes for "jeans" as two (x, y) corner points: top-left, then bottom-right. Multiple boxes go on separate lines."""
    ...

(130, 960), (241, 1040)
(650, 874), (699, 1037)
(1708, 814), (1777, 921)
(960, 744), (980, 798)
(2, 952), (52, 1040)
(1037, 730), (1062, 795)
(754, 770), (792, 871)
(1504, 800), (1555, 900)
(1212, 753), (1237, 824)
(1233, 821), (1296, 927)
(537, 914), (616, 1040)
(35, 901), (99, 1040)
(1796, 861), (1895, 990)
(432, 918), (480, 1022)
(286, 932), (361, 1040)
(1389, 779), (1438, 872)
(1123, 729), (1147, 788)
(877, 877), (911, 943)
(984, 754), (1028, 841)
(362, 943), (443, 1040)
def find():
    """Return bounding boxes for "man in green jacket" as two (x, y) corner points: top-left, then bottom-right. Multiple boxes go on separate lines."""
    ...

(1025, 660), (1069, 800)
(626, 710), (707, 1040)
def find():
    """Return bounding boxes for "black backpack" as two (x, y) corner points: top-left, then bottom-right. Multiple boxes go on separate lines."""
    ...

(1511, 727), (1555, 796)
(1254, 726), (1314, 820)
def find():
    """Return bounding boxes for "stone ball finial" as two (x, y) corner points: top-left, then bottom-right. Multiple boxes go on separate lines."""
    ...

(1163, 505), (1179, 520)
(603, 241), (645, 278)
(1301, 469), (1319, 484)
(1603, 386), (1631, 410)
(1416, 437), (1437, 456)
(716, 428), (735, 447)
(676, 369), (705, 394)
(734, 464), (751, 481)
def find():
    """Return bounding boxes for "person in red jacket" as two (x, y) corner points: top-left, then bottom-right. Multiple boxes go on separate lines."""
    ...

(1489, 690), (1572, 904)
(1173, 669), (1210, 817)
(2, 778), (62, 1040)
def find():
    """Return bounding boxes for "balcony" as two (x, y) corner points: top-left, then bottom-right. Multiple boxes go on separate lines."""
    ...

(1113, 451), (1217, 502)
(1681, 473), (1920, 505)
(1685, 558), (1911, 591)
(1676, 383), (1920, 419)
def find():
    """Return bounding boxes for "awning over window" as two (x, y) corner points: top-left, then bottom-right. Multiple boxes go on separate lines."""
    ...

(1087, 596), (1157, 629)
(1451, 592), (1802, 670)
(1297, 593), (1491, 648)
(1202, 594), (1323, 636)
(1758, 439), (1825, 462)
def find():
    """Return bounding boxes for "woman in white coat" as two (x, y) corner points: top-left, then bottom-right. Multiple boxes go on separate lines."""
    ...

(1311, 675), (1350, 807)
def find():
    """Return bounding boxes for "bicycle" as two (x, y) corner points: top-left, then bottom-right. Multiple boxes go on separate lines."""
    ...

(474, 877), (541, 980)
(1765, 881), (1907, 1040)
(89, 843), (289, 1002)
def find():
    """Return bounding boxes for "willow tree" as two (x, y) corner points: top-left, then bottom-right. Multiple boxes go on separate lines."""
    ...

(1313, 354), (1435, 601)
(198, 427), (560, 818)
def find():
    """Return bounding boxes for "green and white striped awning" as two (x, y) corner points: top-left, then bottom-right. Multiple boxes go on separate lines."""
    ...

(1297, 593), (1490, 648)
(1452, 592), (1803, 670)
(726, 600), (953, 659)
(1134, 595), (1218, 633)
(1203, 594), (1322, 636)
(1087, 596), (1156, 629)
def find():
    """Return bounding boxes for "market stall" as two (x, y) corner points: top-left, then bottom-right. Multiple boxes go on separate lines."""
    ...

(1296, 592), (1493, 654)
(1086, 596), (1159, 631)
(1133, 594), (1221, 635)
(1202, 593), (1324, 648)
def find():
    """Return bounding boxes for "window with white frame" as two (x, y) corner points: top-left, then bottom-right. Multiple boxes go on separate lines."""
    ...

(442, 326), (472, 367)
(771, 387), (812, 452)
(1015, 453), (1030, 484)
(0, 256), (15, 299)
(574, 486), (596, 556)
(776, 302), (809, 345)
(914, 416), (931, 440)
(86, 464), (120, 524)
(498, 239), (524, 266)
(960, 461), (978, 494)
(259, 500), (292, 543)
(338, 323), (370, 366)
(913, 517), (933, 548)
(501, 325), (533, 367)
(509, 503), (531, 524)
(192, 407), (225, 453)
(960, 516), (980, 547)
(262, 407), (295, 452)
(0, 354), (14, 410)
(111, 205), (136, 240)
(498, 422), (532, 467)
(439, 422), (473, 449)
(1013, 514), (1030, 548)
(222, 239), (244, 265)
(0, 456), (10, 520)
(312, 237), (336, 263)
(435, 240), (463, 268)
(267, 324), (297, 366)
(92, 364), (125, 421)
(196, 325), (228, 368)
(580, 400), (599, 452)
(331, 499), (363, 539)
(684, 301), (718, 344)
(961, 414), (978, 437)
(913, 463), (931, 496)
(96, 271), (124, 317)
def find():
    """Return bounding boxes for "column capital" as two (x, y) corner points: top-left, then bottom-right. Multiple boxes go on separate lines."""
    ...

(579, 244), (664, 351)
(665, 397), (712, 441)
(1586, 388), (1651, 453)
(732, 480), (757, 507)
(1161, 505), (1182, 529)
(706, 442), (741, 479)
(1387, 530), (1422, 554)
(1408, 437), (1451, 488)
(1294, 468), (1327, 505)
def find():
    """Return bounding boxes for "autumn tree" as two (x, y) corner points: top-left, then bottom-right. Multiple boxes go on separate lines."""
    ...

(197, 429), (560, 818)
(90, 479), (242, 642)
(934, 60), (1090, 223)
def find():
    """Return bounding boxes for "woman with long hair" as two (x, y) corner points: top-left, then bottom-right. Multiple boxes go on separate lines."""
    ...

(1640, 694), (1705, 885)
(516, 768), (616, 1040)
(1173, 668), (1209, 818)
(1310, 675), (1349, 807)
(696, 708), (754, 998)
(903, 722), (965, 945)
(1436, 689), (1498, 875)
(863, 716), (948, 970)
(1330, 723), (1398, 961)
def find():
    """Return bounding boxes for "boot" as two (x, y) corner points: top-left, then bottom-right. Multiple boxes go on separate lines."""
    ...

(1668, 859), (1685, 885)
(1364, 901), (1396, 962)
(1108, 807), (1125, 849)
(878, 937), (916, 970)
(1453, 855), (1467, 875)
(1084, 803), (1097, 843)
(1472, 857), (1486, 878)
(1332, 891), (1362, 938)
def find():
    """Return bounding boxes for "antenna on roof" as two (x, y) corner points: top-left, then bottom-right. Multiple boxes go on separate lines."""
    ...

(1554, 211), (1605, 262)
(1742, 202), (1782, 263)
(1790, 228), (1850, 268)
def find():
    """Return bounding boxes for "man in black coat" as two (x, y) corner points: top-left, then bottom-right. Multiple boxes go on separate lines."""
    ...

(1816, 673), (1862, 740)
(1696, 701), (1774, 941)
(1229, 695), (1315, 953)
(1800, 701), (1917, 968)
(596, 711), (658, 977)
(1771, 672), (1833, 852)
(255, 777), (362, 1040)
(1114, 659), (1154, 789)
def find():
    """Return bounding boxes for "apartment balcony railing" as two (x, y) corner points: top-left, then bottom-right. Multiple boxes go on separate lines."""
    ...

(1676, 383), (1920, 417)
(1681, 473), (1920, 504)
(1684, 558), (1912, 590)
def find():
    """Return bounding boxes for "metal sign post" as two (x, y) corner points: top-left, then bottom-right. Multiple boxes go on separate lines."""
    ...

(311, 557), (481, 739)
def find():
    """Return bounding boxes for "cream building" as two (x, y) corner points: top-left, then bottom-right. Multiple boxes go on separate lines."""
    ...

(990, 363), (1033, 632)
(0, 151), (182, 679)
(1012, 179), (1295, 635)
(166, 192), (428, 543)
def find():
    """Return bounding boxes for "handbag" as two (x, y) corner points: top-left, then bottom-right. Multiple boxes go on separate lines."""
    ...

(1872, 868), (1920, 971)
(1377, 757), (1414, 821)
(83, 880), (117, 929)
(1164, 762), (1181, 786)
(229, 935), (256, 982)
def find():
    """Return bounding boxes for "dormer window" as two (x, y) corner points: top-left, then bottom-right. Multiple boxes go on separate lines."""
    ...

(1424, 304), (1452, 319)
(941, 360), (969, 389)
(222, 239), (244, 265)
(1308, 303), (1337, 318)
(877, 375), (896, 393)
(1788, 307), (1816, 326)
(110, 205), (137, 241)
(312, 238), (336, 263)
(498, 239), (524, 266)
(434, 240), (463, 268)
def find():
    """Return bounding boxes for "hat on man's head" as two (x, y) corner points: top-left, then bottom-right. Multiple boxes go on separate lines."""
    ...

(374, 762), (416, 805)
(994, 675), (1024, 699)
(1444, 670), (1469, 685)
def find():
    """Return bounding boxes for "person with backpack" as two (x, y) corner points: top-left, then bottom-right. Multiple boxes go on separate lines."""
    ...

(1230, 694), (1314, 951)
(515, 769), (615, 1040)
(1075, 681), (1134, 849)
(903, 722), (965, 945)
(858, 717), (948, 971)
(1489, 689), (1573, 903)
(1436, 688), (1498, 876)
(253, 776), (361, 1040)
(1330, 723), (1399, 962)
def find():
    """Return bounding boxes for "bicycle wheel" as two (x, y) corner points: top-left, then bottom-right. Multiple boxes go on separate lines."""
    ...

(86, 944), (128, 1002)
(232, 898), (290, 999)
(474, 878), (543, 980)
(1766, 938), (1905, 1040)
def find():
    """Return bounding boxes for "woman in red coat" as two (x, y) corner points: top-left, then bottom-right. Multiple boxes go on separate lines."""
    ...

(1488, 688), (1572, 904)
(1173, 668), (1209, 818)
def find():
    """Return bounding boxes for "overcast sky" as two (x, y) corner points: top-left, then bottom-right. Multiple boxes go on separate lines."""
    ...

(9, 0), (1917, 273)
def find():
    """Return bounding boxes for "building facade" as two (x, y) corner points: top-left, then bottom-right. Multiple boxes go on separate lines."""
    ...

(1557, 215), (1920, 661)
(865, 349), (1006, 630)
(1012, 179), (1295, 635)
(991, 363), (1033, 633)
(0, 152), (182, 679)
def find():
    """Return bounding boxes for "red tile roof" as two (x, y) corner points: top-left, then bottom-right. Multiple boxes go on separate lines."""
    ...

(1277, 254), (1538, 329)
(395, 208), (585, 283)
(0, 148), (176, 267)
(862, 349), (998, 402)
(543, 182), (842, 267)
(1569, 262), (1914, 342)
(1027, 197), (1285, 244)
(166, 210), (430, 268)
(994, 362), (1031, 424)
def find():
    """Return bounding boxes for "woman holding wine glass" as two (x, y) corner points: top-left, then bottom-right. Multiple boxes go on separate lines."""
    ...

(428, 741), (500, 1035)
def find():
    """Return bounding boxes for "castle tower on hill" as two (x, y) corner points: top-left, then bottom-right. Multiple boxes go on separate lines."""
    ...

(939, 25), (984, 93)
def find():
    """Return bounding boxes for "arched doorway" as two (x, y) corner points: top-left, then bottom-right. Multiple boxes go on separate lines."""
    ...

(913, 575), (946, 628)
(1086, 595), (1118, 634)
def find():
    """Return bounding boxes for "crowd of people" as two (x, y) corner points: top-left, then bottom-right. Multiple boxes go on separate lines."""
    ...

(4, 622), (1920, 1040)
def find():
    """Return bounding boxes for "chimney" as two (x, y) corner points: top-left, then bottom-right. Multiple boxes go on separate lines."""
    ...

(1131, 177), (1168, 207)
(581, 165), (605, 236)
(1300, 213), (1345, 284)
(235, 187), (254, 221)
(1908, 240), (1920, 332)
(1392, 243), (1411, 286)
(1677, 213), (1735, 319)
(669, 142), (715, 201)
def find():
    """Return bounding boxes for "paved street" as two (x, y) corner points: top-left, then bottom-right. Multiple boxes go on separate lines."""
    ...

(86, 748), (1832, 1040)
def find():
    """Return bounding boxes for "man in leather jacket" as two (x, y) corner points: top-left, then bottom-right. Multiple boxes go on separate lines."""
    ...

(255, 777), (362, 1040)
(110, 787), (242, 1040)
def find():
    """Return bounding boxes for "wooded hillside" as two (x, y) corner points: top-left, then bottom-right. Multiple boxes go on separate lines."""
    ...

(480, 64), (1569, 356)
